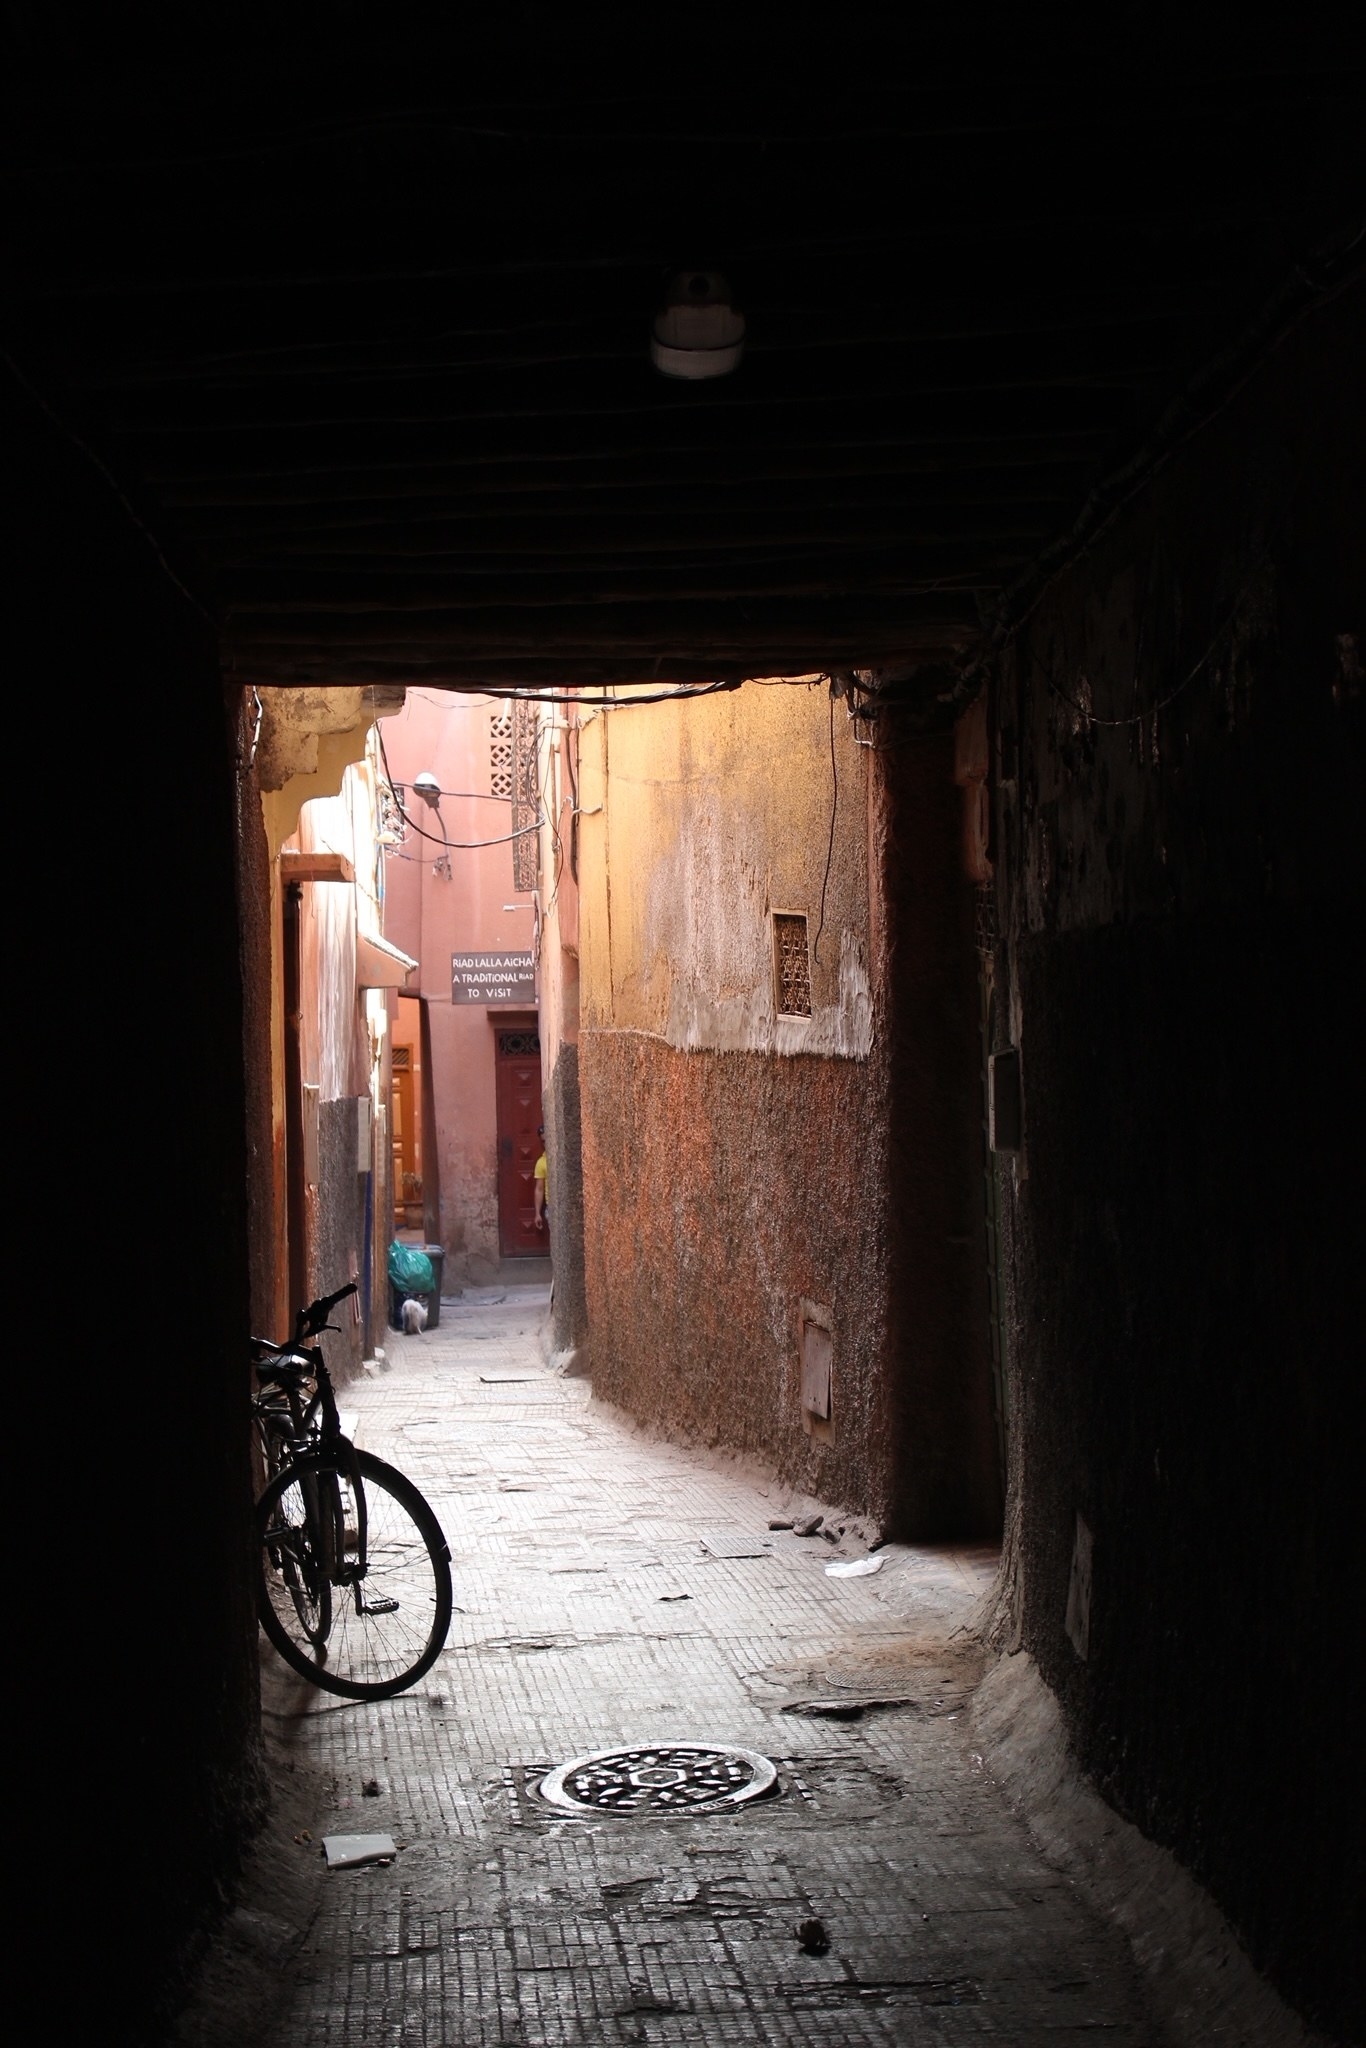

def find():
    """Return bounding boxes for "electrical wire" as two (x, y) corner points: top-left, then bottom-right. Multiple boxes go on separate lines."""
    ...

(1026, 539), (1278, 731)
(474, 678), (743, 711)
(266, 671), (735, 873)
(415, 819), (539, 847)
(389, 785), (518, 803)
(376, 722), (541, 850)
(5, 349), (215, 623)
(985, 223), (1363, 657)
(536, 723), (566, 925)
(812, 684), (839, 966)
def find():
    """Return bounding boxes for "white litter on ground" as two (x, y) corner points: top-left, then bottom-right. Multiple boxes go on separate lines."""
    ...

(321, 1834), (397, 1869)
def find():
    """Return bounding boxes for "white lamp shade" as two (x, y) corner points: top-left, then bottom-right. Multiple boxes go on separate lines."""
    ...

(651, 272), (745, 380)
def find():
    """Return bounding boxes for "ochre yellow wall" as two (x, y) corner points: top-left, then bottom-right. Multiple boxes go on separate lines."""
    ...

(576, 677), (893, 1520)
(578, 680), (872, 1058)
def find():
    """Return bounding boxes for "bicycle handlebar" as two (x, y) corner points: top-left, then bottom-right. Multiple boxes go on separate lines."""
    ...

(295, 1281), (359, 1342)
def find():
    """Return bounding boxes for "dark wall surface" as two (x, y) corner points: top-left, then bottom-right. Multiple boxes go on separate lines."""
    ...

(311, 1096), (369, 1381)
(993, 283), (1363, 2038)
(877, 733), (1003, 1540)
(12, 365), (264, 2041)
(545, 1041), (588, 1355)
(235, 705), (280, 1343)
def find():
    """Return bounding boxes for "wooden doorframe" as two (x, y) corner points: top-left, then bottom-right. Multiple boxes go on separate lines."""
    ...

(491, 1010), (543, 1258)
(282, 879), (309, 1318)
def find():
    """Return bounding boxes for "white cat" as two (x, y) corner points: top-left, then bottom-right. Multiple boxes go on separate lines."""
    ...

(400, 1297), (428, 1334)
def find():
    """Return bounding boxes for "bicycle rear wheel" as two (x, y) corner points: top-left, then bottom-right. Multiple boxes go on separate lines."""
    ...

(254, 1404), (295, 1492)
(256, 1450), (452, 1700)
(262, 1460), (335, 1648)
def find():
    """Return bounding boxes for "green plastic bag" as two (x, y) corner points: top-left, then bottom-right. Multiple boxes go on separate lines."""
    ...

(388, 1242), (435, 1295)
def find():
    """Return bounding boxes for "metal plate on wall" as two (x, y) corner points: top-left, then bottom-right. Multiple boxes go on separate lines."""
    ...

(538, 1743), (778, 1816)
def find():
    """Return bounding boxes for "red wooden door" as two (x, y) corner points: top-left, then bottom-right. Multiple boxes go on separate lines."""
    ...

(495, 1027), (544, 1256)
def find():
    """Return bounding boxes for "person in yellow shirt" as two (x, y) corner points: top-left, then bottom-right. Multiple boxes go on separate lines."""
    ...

(533, 1126), (549, 1237)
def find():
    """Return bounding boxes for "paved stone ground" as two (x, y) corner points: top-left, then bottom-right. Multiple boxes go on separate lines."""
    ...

(237, 1285), (1169, 2048)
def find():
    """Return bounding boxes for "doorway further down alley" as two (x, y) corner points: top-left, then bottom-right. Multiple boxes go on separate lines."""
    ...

(187, 1287), (1285, 2048)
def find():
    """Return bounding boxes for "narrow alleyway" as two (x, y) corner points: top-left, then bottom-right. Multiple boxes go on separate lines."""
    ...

(178, 1285), (1211, 2048)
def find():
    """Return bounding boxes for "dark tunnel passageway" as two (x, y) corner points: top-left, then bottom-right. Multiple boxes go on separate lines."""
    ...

(9, 15), (1363, 2040)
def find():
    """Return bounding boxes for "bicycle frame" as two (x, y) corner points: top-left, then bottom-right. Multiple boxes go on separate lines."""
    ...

(251, 1285), (370, 1589)
(252, 1280), (453, 1698)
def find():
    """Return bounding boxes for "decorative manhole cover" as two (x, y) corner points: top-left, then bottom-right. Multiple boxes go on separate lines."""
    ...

(538, 1743), (778, 1815)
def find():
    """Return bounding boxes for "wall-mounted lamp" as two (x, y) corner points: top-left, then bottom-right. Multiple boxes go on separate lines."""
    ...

(650, 270), (745, 380)
(403, 770), (451, 878)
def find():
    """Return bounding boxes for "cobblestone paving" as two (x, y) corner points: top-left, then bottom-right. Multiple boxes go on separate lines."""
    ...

(259, 1288), (1163, 2046)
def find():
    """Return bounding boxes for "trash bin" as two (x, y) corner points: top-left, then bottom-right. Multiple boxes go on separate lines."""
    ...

(388, 1241), (439, 1332)
(389, 1274), (440, 1331)
(422, 1245), (444, 1328)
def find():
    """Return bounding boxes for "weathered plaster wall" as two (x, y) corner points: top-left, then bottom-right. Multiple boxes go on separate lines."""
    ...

(579, 682), (872, 1057)
(992, 283), (1363, 2038)
(297, 854), (360, 1099)
(306, 1095), (370, 1375)
(11, 367), (264, 2037)
(288, 754), (399, 1359)
(537, 713), (587, 1351)
(391, 991), (426, 1218)
(257, 684), (401, 855)
(580, 682), (1000, 1528)
(383, 689), (540, 1277)
(579, 682), (898, 1509)
(582, 1033), (894, 1510)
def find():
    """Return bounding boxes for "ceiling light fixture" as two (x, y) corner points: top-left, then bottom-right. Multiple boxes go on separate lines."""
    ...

(650, 270), (745, 380)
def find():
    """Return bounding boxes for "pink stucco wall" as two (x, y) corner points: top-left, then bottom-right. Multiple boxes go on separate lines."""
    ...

(382, 689), (541, 1278)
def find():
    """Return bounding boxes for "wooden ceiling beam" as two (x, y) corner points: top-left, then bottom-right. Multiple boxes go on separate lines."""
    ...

(146, 429), (1118, 502)
(66, 293), (1226, 391)
(106, 364), (1168, 434)
(220, 560), (1025, 614)
(97, 328), (1178, 432)
(175, 454), (1089, 524)
(206, 512), (1058, 566)
(227, 637), (977, 688)
(223, 595), (984, 655)
(27, 69), (1328, 154)
(230, 653), (968, 690)
(10, 199), (1277, 301)
(160, 446), (1103, 515)
(129, 384), (1135, 472)
(202, 516), (1064, 565)
(231, 658), (756, 687)
(208, 536), (1056, 585)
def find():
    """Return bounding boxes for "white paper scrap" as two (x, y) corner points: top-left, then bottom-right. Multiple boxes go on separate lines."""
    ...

(825, 1555), (885, 1578)
(322, 1833), (397, 1868)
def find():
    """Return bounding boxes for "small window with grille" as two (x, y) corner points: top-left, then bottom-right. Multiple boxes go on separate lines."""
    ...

(490, 707), (514, 797)
(772, 911), (812, 1017)
(490, 703), (539, 891)
(511, 698), (539, 893)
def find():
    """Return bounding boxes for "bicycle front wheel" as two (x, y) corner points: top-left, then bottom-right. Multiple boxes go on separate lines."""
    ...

(256, 1451), (452, 1700)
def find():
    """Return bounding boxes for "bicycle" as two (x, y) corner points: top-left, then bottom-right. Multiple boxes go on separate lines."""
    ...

(251, 1282), (453, 1700)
